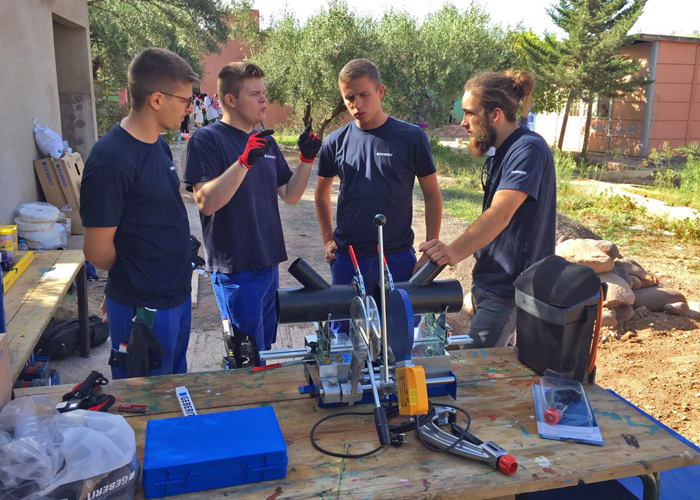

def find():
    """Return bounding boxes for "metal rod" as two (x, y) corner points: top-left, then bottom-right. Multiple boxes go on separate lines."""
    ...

(360, 376), (455, 392)
(375, 214), (389, 385)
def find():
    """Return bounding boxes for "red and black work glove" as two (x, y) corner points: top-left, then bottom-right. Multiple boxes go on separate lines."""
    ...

(238, 129), (275, 169)
(297, 125), (322, 163)
(56, 370), (115, 413)
(126, 319), (164, 378)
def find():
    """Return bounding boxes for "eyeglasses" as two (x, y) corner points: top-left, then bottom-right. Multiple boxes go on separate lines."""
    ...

(158, 91), (193, 107)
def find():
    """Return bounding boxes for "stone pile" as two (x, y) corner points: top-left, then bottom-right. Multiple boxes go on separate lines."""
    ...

(555, 238), (698, 328)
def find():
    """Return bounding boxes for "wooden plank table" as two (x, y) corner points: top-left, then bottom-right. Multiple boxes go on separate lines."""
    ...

(17, 347), (700, 499)
(4, 250), (89, 381)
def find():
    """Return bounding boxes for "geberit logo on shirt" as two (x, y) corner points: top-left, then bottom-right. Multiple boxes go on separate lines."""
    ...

(264, 154), (277, 159)
(376, 152), (393, 157)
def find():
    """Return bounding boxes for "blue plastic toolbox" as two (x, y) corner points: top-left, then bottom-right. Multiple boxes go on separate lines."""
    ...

(142, 406), (287, 498)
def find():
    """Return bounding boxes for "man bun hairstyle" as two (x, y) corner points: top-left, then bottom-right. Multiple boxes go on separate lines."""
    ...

(339, 58), (381, 87)
(464, 69), (535, 122)
(218, 62), (265, 101)
(128, 48), (199, 111)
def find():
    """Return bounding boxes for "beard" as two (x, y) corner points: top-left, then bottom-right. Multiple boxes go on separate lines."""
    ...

(468, 118), (497, 157)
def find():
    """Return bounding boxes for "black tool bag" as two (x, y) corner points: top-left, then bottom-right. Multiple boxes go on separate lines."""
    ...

(513, 255), (604, 382)
(35, 316), (110, 360)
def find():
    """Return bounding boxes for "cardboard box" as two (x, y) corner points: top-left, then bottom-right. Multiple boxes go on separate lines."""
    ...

(0, 335), (11, 407)
(33, 157), (67, 209)
(52, 152), (83, 208)
(52, 153), (84, 235)
(62, 207), (84, 235)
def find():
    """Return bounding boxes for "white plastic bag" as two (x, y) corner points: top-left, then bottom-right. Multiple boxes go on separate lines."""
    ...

(0, 396), (138, 500)
(33, 118), (64, 159)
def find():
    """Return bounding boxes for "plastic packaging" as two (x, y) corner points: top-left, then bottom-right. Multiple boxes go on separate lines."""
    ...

(537, 375), (593, 427)
(33, 118), (64, 159)
(0, 396), (138, 499)
(531, 370), (603, 445)
(14, 216), (55, 232)
(22, 223), (67, 250)
(15, 202), (62, 223)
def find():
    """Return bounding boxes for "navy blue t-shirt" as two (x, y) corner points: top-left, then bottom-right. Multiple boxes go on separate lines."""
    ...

(317, 117), (436, 257)
(80, 124), (192, 309)
(473, 127), (556, 297)
(184, 121), (293, 274)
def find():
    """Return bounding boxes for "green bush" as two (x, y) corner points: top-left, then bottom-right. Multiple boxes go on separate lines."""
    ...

(553, 148), (575, 192)
(428, 137), (481, 186)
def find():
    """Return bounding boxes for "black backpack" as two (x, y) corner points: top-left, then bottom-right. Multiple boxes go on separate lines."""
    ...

(35, 316), (110, 360)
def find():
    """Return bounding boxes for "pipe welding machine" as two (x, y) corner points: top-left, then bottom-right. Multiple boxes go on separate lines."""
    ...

(260, 214), (518, 475)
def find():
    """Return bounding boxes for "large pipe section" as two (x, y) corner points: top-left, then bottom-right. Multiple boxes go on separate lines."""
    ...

(276, 258), (463, 324)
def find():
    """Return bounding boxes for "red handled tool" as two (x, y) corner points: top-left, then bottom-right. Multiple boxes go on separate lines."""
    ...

(348, 245), (366, 297)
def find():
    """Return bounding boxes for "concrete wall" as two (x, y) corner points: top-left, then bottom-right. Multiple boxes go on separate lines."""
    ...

(0, 0), (96, 224)
(648, 40), (700, 152)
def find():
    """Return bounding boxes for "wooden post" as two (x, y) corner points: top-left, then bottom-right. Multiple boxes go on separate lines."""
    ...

(77, 264), (90, 357)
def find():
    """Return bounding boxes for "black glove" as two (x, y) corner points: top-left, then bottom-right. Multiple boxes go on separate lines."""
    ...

(238, 129), (275, 168)
(297, 125), (322, 163)
(126, 319), (164, 378)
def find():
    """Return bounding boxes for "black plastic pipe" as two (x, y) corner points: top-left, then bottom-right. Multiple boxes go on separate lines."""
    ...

(288, 258), (330, 291)
(373, 280), (463, 315)
(276, 284), (358, 323)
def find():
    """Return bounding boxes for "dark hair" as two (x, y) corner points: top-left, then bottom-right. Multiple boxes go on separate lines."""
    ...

(339, 58), (381, 87)
(464, 70), (535, 122)
(127, 48), (199, 110)
(217, 62), (265, 100)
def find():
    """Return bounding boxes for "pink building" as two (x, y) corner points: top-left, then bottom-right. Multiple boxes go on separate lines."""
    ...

(535, 34), (700, 157)
(198, 11), (291, 130)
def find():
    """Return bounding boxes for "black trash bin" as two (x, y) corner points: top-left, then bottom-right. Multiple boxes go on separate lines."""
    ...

(513, 255), (604, 382)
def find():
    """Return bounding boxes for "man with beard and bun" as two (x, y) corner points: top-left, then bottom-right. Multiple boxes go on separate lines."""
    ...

(419, 70), (555, 349)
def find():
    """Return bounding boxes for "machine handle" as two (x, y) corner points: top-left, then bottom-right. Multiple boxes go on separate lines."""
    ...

(349, 245), (359, 270)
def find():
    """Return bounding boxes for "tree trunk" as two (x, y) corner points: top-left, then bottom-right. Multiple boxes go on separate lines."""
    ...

(557, 89), (575, 151)
(581, 99), (593, 158)
(318, 100), (346, 138)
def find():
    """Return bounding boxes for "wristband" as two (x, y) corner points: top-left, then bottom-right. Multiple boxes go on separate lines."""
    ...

(299, 153), (315, 164)
(238, 155), (253, 169)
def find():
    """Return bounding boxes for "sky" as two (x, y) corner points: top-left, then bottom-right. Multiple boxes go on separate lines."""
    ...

(251, 0), (699, 38)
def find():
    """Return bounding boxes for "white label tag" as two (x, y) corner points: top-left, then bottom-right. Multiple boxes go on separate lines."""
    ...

(176, 386), (197, 416)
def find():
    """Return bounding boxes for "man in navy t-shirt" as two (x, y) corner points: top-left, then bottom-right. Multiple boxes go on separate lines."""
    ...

(315, 59), (442, 322)
(184, 62), (321, 365)
(420, 70), (556, 348)
(80, 48), (198, 379)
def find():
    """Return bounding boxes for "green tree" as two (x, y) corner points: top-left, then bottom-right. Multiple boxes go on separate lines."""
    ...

(241, 1), (378, 137)
(413, 5), (515, 127)
(520, 0), (647, 154)
(88, 0), (234, 91)
(239, 2), (514, 136)
(513, 30), (569, 115)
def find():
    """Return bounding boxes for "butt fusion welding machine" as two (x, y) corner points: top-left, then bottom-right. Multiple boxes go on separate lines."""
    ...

(261, 214), (517, 475)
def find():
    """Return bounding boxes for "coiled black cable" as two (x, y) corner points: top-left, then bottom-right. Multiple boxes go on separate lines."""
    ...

(309, 401), (471, 459)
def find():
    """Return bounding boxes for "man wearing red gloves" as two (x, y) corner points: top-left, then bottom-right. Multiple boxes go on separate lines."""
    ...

(185, 62), (321, 366)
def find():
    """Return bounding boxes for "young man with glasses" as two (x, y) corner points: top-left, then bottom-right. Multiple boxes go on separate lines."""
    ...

(419, 70), (556, 349)
(80, 48), (199, 379)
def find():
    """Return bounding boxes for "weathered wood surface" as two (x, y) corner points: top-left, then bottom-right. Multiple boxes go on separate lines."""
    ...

(16, 347), (700, 499)
(5, 250), (84, 381)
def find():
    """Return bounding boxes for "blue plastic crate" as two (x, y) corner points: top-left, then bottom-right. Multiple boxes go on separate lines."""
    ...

(142, 406), (287, 498)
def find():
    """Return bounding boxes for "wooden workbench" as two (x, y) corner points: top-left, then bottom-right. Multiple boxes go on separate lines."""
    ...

(17, 347), (700, 499)
(4, 250), (89, 381)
